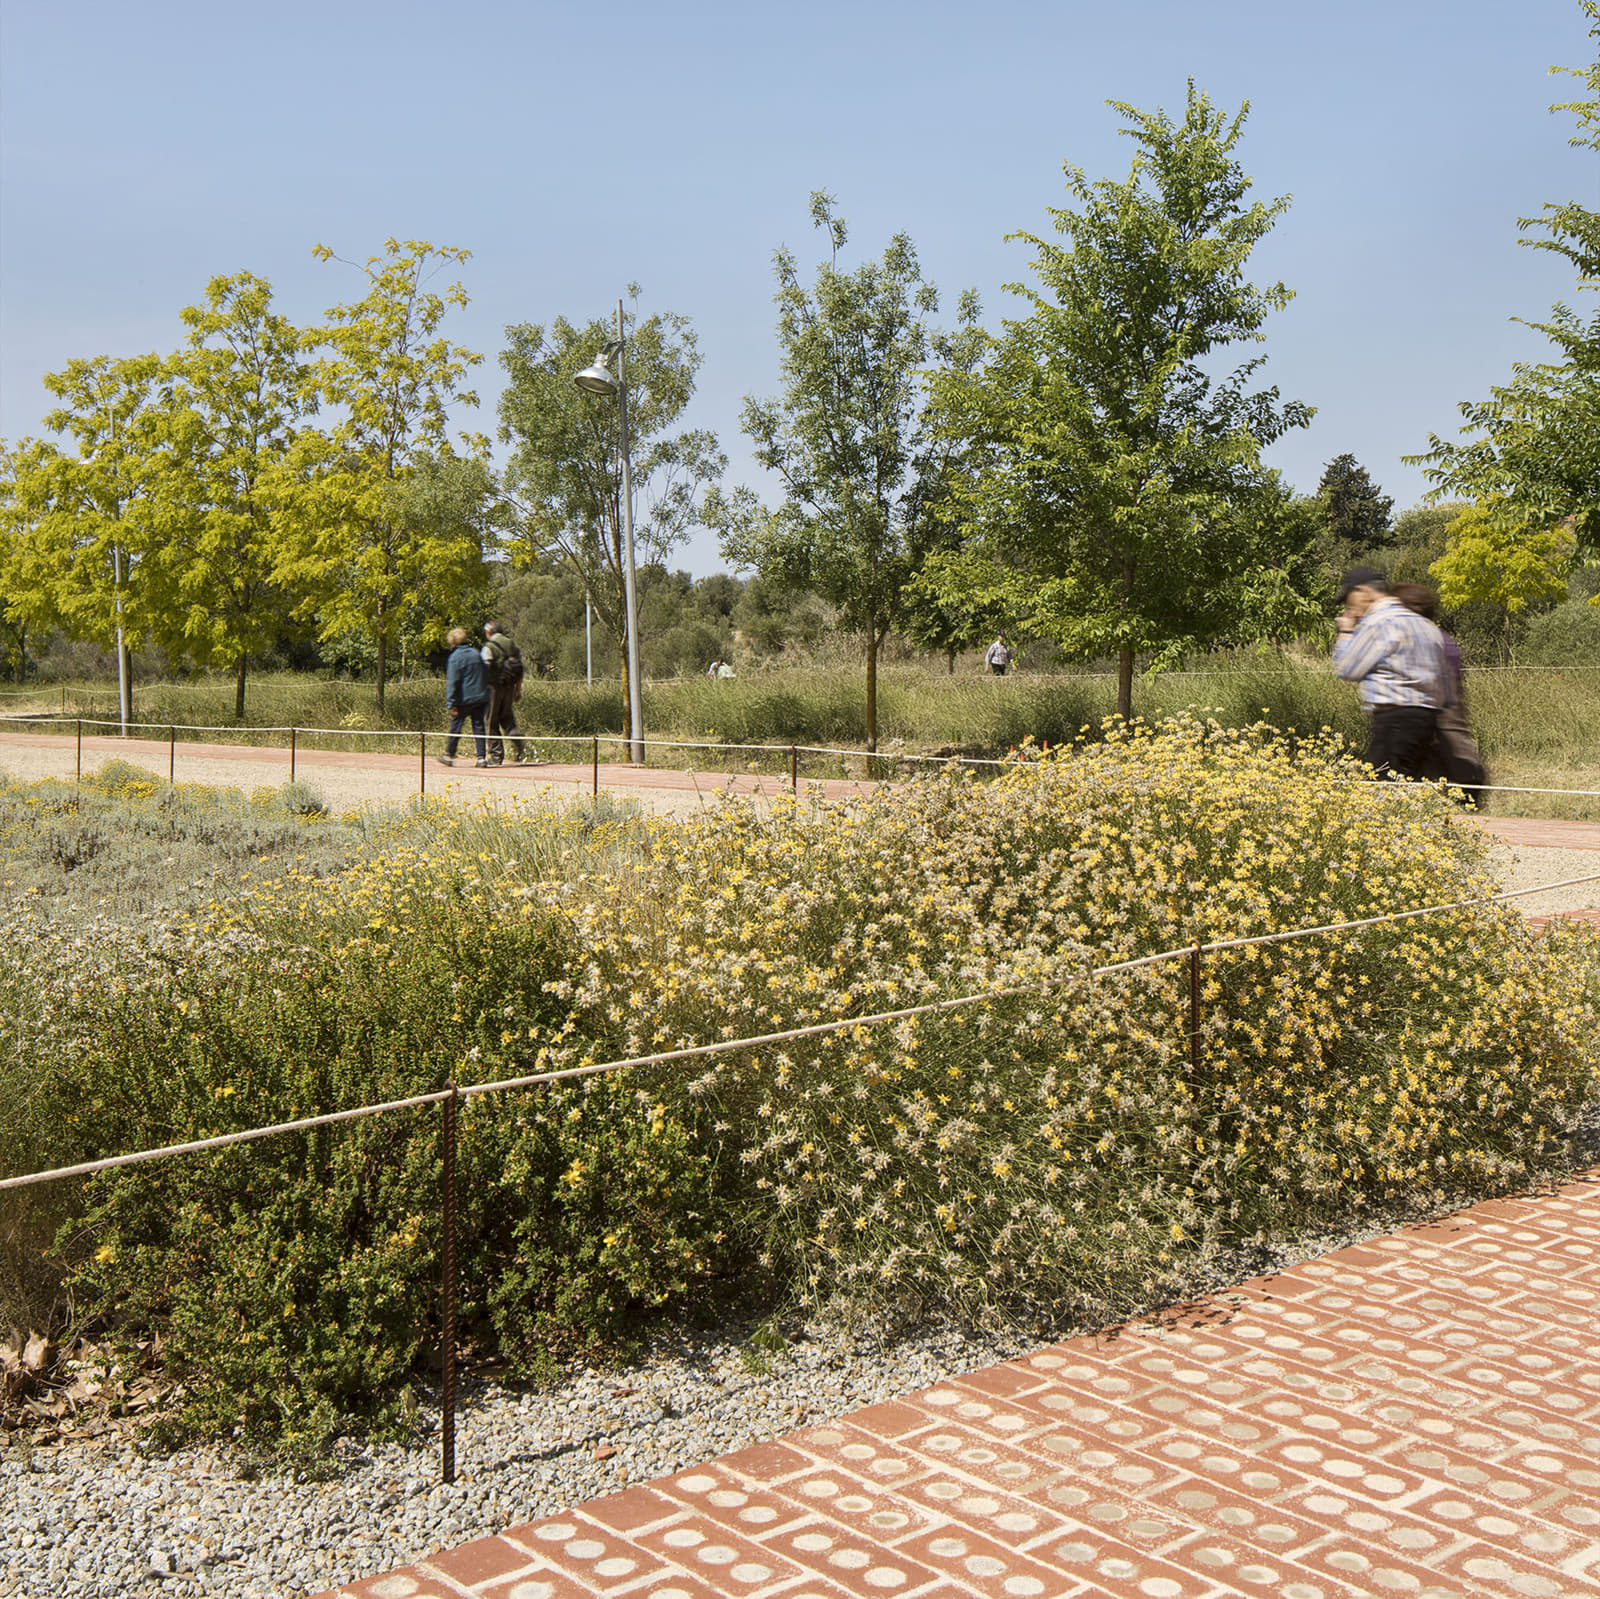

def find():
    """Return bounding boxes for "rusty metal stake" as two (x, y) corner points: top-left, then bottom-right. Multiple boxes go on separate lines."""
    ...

(791, 744), (798, 793)
(76, 719), (82, 784)
(440, 1082), (458, 1484)
(592, 735), (599, 799)
(290, 725), (297, 783)
(419, 732), (426, 798)
(169, 725), (176, 783)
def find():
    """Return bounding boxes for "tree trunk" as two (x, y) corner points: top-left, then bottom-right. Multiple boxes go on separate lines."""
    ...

(375, 599), (388, 715)
(946, 646), (956, 675)
(865, 619), (879, 754)
(234, 656), (247, 721)
(1117, 647), (1134, 722)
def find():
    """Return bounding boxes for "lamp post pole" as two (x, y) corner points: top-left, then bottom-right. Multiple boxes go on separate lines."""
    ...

(613, 300), (644, 764)
(574, 303), (644, 764)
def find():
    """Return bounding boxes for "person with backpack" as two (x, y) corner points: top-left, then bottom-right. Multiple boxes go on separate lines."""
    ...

(439, 628), (490, 767)
(481, 620), (529, 765)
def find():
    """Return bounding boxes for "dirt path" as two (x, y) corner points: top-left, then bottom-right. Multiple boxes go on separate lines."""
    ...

(0, 728), (877, 821)
(5, 728), (1598, 918)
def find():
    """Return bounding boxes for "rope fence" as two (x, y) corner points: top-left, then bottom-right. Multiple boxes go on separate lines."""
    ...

(5, 712), (1600, 804)
(5, 854), (1598, 1479)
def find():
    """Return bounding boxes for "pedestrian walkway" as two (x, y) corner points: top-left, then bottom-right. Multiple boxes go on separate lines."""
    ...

(312, 1168), (1600, 1599)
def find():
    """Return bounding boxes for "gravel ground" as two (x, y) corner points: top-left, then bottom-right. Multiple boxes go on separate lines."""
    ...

(11, 1185), (1597, 1599)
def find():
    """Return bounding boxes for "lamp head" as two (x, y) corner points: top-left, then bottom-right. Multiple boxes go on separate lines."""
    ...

(573, 339), (624, 397)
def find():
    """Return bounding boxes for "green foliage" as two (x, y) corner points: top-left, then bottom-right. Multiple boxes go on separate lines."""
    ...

(143, 273), (311, 718)
(927, 84), (1317, 719)
(498, 297), (725, 714)
(1430, 500), (1575, 638)
(7, 734), (1599, 1454)
(1318, 453), (1395, 559)
(1410, 3), (1600, 553)
(1517, 593), (1600, 664)
(273, 241), (495, 712)
(710, 193), (960, 749)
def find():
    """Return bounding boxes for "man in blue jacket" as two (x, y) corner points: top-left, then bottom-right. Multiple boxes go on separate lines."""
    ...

(440, 628), (490, 767)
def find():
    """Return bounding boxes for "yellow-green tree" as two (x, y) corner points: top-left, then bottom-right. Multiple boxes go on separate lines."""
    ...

(274, 240), (494, 711)
(145, 272), (312, 718)
(1430, 500), (1575, 646)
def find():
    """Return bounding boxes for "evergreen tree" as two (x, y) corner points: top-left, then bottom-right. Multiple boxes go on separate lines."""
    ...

(1318, 454), (1394, 558)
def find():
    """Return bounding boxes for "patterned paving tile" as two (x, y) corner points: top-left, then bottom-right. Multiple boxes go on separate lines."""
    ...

(311, 1168), (1600, 1599)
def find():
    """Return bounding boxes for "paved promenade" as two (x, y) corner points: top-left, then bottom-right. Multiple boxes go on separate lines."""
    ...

(313, 1170), (1600, 1599)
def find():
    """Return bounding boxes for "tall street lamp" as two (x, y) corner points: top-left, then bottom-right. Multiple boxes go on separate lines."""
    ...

(574, 299), (644, 764)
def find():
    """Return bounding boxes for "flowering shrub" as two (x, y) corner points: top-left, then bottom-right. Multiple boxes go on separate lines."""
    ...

(536, 717), (1596, 1323)
(5, 720), (1597, 1455)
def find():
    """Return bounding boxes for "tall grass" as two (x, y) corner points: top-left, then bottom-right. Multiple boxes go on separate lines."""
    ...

(16, 661), (1600, 816)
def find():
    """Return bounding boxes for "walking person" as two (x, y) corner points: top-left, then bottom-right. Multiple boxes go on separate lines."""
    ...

(984, 634), (1011, 676)
(1332, 567), (1450, 780)
(481, 621), (528, 765)
(1392, 582), (1489, 804)
(440, 628), (489, 767)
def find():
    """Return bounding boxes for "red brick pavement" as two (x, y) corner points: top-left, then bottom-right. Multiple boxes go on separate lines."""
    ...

(311, 1169), (1600, 1599)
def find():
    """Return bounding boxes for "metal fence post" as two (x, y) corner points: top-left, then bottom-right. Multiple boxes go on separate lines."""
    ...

(419, 732), (426, 798)
(791, 744), (798, 793)
(440, 1082), (458, 1485)
(76, 719), (82, 784)
(592, 735), (599, 799)
(290, 725), (297, 783)
(169, 725), (176, 784)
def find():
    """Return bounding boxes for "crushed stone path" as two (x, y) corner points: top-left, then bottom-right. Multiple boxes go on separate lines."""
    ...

(311, 1169), (1600, 1599)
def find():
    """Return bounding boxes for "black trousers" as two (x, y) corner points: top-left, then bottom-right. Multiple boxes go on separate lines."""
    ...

(1366, 705), (1438, 780)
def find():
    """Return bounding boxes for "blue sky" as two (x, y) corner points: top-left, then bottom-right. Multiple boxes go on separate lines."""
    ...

(2, 0), (1594, 574)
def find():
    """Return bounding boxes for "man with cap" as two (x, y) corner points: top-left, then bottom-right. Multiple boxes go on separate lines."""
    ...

(1332, 566), (1450, 780)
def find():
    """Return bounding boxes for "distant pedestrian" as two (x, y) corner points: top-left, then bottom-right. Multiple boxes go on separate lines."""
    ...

(1332, 567), (1450, 780)
(708, 658), (723, 678)
(481, 621), (528, 765)
(984, 634), (1011, 676)
(440, 628), (489, 767)
(1392, 582), (1488, 804)
(717, 658), (735, 679)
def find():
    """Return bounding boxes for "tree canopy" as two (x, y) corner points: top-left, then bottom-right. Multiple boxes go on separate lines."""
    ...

(1410, 2), (1599, 559)
(926, 83), (1317, 717)
(272, 240), (494, 711)
(1318, 454), (1394, 560)
(709, 193), (954, 750)
(498, 295), (724, 722)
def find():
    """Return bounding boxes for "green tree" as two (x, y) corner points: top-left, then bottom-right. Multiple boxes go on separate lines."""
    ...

(0, 438), (65, 683)
(13, 356), (165, 725)
(899, 547), (1010, 673)
(143, 272), (311, 718)
(1410, 3), (1599, 556)
(498, 299), (724, 723)
(710, 193), (957, 751)
(928, 84), (1315, 719)
(1430, 499), (1575, 646)
(1317, 453), (1394, 560)
(274, 239), (493, 712)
